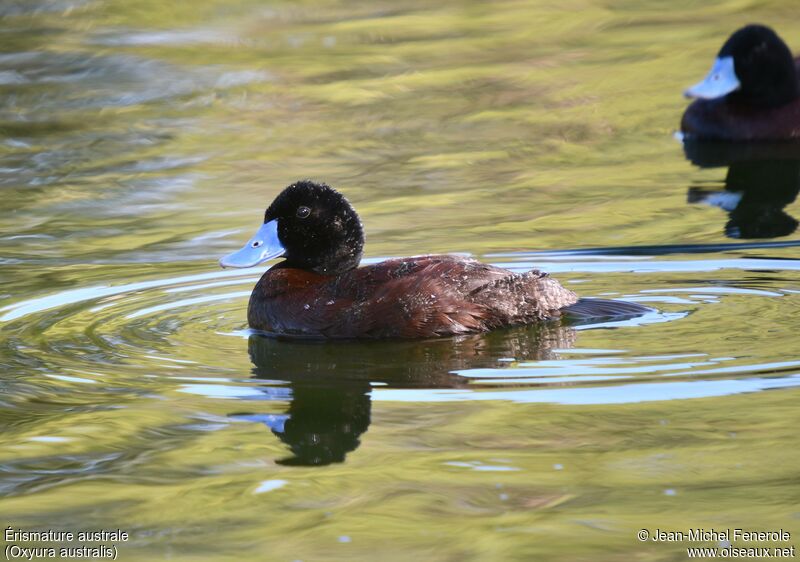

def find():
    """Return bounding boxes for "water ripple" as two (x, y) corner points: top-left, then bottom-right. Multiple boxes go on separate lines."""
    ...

(1, 253), (798, 411)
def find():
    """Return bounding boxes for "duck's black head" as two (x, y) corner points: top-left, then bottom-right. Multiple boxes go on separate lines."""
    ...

(219, 180), (364, 275)
(685, 24), (798, 107)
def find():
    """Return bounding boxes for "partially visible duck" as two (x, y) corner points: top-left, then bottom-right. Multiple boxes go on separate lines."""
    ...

(682, 24), (800, 141)
(219, 180), (648, 339)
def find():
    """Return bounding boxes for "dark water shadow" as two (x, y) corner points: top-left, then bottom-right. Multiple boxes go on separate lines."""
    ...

(684, 140), (800, 240)
(230, 322), (579, 466)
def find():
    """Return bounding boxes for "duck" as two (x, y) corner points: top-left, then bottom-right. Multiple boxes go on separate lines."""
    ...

(681, 24), (800, 141)
(219, 180), (649, 339)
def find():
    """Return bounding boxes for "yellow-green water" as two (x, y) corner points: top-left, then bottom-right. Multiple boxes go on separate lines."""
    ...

(1, 1), (800, 560)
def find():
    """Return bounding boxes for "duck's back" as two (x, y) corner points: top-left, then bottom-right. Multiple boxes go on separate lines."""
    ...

(248, 255), (580, 339)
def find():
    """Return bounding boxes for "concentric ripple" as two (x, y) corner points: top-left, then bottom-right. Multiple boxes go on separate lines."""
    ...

(3, 252), (800, 412)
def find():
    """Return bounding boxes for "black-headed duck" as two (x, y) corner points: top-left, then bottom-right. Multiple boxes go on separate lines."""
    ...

(682, 24), (800, 141)
(220, 181), (648, 339)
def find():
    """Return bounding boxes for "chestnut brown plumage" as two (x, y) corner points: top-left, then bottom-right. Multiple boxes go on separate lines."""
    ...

(248, 255), (579, 338)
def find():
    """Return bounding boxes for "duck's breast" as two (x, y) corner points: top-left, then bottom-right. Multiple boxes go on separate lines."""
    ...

(681, 97), (800, 140)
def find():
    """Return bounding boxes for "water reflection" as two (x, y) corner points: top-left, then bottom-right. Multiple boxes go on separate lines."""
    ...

(684, 141), (800, 239)
(234, 322), (577, 466)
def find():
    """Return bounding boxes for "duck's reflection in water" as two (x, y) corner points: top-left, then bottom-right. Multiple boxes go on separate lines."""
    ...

(232, 322), (578, 466)
(685, 141), (800, 239)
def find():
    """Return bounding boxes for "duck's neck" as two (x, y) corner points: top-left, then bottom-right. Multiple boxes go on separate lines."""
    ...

(277, 255), (361, 276)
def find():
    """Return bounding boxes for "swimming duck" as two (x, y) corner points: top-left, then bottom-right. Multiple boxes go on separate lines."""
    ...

(220, 180), (648, 339)
(682, 24), (800, 141)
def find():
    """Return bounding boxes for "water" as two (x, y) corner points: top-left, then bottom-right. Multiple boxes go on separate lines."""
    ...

(2, 1), (800, 560)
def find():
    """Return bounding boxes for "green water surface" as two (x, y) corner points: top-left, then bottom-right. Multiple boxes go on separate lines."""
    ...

(1, 1), (799, 560)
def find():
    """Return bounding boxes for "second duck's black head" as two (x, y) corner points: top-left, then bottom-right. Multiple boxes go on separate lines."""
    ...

(219, 180), (364, 275)
(685, 24), (798, 107)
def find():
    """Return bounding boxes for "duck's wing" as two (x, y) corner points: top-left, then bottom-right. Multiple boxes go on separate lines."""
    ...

(342, 257), (584, 337)
(325, 256), (496, 338)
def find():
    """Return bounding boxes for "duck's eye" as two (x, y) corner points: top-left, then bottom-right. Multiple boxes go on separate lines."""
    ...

(296, 206), (311, 219)
(251, 240), (262, 248)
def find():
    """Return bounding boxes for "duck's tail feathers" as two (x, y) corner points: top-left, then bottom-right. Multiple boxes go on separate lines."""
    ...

(561, 298), (652, 324)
